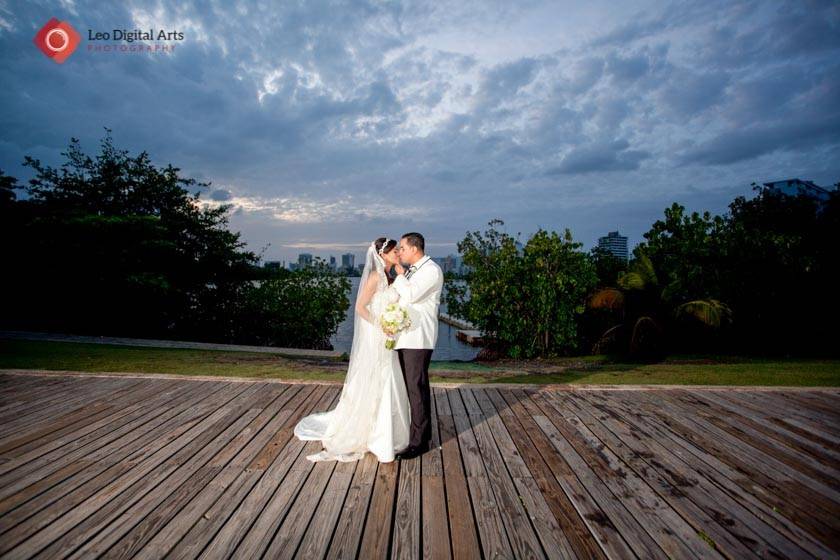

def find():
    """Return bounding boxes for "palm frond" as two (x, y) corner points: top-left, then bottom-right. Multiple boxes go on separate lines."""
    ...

(589, 288), (625, 311)
(675, 298), (733, 328)
(593, 323), (623, 354)
(617, 271), (646, 291)
(629, 315), (664, 358)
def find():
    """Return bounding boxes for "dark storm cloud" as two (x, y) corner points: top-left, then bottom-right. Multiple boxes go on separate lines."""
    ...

(1, 0), (838, 262)
(680, 115), (840, 166)
(547, 139), (650, 175)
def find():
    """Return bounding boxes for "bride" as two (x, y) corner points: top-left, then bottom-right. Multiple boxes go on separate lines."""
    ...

(293, 237), (411, 462)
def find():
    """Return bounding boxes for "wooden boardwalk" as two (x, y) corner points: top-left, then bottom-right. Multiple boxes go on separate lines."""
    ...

(0, 373), (837, 559)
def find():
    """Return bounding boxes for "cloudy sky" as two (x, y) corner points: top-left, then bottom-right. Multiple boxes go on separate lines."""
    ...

(2, 0), (839, 263)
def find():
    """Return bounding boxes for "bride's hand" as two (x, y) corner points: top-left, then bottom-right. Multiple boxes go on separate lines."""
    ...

(395, 263), (405, 276)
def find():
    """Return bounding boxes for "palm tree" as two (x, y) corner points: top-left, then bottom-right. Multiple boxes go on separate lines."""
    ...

(588, 250), (732, 360)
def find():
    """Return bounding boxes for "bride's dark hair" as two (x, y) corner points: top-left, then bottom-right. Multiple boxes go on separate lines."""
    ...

(375, 237), (397, 284)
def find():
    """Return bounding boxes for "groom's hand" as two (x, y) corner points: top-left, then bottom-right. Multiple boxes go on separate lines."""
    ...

(395, 263), (405, 276)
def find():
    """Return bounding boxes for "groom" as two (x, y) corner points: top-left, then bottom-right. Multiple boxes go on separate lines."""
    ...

(392, 232), (444, 460)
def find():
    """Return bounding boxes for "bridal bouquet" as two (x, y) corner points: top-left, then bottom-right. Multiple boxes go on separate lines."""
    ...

(380, 303), (411, 350)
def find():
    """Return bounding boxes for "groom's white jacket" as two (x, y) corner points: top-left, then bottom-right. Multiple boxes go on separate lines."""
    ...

(393, 255), (443, 350)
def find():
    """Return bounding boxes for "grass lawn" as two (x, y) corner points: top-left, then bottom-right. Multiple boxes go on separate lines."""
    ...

(1, 339), (839, 386)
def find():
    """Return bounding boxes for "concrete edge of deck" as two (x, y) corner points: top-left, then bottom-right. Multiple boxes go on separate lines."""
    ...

(1, 368), (838, 391)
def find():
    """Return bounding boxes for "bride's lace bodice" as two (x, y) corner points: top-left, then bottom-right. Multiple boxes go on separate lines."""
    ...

(370, 279), (399, 317)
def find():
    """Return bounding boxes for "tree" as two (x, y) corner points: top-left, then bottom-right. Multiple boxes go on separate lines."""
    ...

(447, 219), (597, 358)
(716, 183), (839, 355)
(587, 248), (733, 360)
(240, 260), (350, 349)
(2, 129), (349, 349)
(589, 245), (627, 288)
(3, 128), (259, 338)
(634, 202), (727, 306)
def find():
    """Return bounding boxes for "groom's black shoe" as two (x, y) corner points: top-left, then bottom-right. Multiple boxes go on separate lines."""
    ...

(395, 441), (431, 460)
(395, 446), (418, 460)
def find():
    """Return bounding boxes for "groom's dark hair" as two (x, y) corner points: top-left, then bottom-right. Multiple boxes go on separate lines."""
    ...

(401, 232), (425, 252)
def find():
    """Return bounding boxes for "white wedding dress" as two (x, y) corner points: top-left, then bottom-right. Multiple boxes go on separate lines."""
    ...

(293, 243), (411, 462)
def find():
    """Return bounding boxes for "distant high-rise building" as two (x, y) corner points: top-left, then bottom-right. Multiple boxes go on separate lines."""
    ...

(598, 231), (628, 261)
(444, 255), (457, 274)
(329, 256), (336, 270)
(432, 255), (459, 274)
(263, 260), (282, 272)
(298, 253), (313, 267)
(341, 253), (355, 270)
(763, 179), (832, 202)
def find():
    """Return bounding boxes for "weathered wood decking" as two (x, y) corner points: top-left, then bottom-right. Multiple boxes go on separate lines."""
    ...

(0, 372), (837, 559)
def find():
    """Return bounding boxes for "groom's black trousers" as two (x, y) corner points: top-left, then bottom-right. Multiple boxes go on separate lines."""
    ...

(397, 348), (433, 448)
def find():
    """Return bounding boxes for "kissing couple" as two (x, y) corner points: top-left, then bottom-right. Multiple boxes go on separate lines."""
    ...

(294, 232), (444, 462)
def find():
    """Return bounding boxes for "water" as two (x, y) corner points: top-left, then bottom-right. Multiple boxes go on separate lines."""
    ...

(329, 277), (479, 361)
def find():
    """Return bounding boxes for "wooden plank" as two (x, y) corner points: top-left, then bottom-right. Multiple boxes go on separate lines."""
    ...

(650, 391), (840, 507)
(420, 386), (452, 560)
(193, 385), (336, 559)
(0, 381), (248, 556)
(0, 377), (146, 443)
(669, 390), (839, 489)
(0, 379), (180, 461)
(602, 389), (840, 552)
(724, 391), (840, 444)
(782, 390), (840, 417)
(295, 459), (358, 559)
(0, 376), (144, 436)
(433, 387), (481, 560)
(712, 390), (840, 452)
(0, 380), (219, 514)
(553, 389), (763, 559)
(0, 381), (225, 535)
(10, 382), (263, 559)
(471, 388), (578, 559)
(767, 391), (840, 428)
(0, 378), (186, 482)
(231, 443), (330, 557)
(486, 388), (606, 560)
(391, 450), (420, 559)
(0, 375), (91, 405)
(92, 385), (295, 559)
(521, 390), (669, 559)
(261, 460), (338, 557)
(128, 383), (303, 559)
(570, 389), (836, 559)
(688, 389), (840, 467)
(69, 405), (266, 559)
(0, 380), (202, 509)
(459, 388), (553, 559)
(164, 385), (324, 560)
(2, 376), (837, 560)
(324, 453), (379, 560)
(356, 460), (399, 559)
(0, 377), (94, 421)
(0, 374), (64, 397)
(445, 388), (513, 559)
